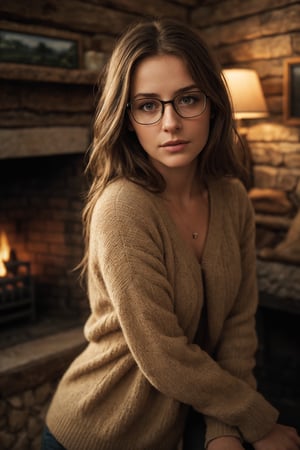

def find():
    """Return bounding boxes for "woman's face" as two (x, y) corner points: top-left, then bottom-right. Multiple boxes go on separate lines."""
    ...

(128, 54), (211, 176)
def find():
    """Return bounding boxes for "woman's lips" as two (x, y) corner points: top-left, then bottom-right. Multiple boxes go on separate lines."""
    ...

(160, 140), (189, 152)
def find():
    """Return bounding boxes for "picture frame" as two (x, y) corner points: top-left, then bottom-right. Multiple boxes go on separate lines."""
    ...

(283, 57), (300, 125)
(0, 22), (82, 70)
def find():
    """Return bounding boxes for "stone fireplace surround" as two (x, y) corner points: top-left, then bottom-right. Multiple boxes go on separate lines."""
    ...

(0, 153), (89, 449)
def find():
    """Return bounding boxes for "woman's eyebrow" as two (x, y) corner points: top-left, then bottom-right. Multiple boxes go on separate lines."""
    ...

(176, 84), (199, 94)
(132, 84), (199, 100)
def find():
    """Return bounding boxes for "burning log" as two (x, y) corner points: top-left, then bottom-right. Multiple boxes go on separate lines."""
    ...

(0, 231), (35, 324)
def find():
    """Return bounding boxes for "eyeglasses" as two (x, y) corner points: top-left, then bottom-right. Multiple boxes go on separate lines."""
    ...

(127, 91), (207, 125)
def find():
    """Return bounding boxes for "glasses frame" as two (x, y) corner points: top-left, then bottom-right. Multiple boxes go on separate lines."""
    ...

(127, 91), (207, 125)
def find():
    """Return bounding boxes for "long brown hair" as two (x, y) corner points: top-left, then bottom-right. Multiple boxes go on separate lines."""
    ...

(80, 18), (248, 279)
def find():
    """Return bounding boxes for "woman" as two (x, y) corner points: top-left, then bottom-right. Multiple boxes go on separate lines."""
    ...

(42, 18), (300, 450)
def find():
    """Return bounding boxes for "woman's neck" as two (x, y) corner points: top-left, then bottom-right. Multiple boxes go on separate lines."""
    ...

(159, 165), (204, 206)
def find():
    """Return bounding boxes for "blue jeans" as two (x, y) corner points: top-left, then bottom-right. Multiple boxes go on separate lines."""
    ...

(40, 426), (66, 450)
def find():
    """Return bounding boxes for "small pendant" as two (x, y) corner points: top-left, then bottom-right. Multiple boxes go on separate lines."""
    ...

(192, 232), (199, 240)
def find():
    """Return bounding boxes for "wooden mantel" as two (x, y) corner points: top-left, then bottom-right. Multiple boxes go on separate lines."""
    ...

(0, 63), (99, 85)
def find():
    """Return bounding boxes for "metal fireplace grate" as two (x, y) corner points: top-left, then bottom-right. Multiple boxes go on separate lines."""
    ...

(0, 259), (35, 325)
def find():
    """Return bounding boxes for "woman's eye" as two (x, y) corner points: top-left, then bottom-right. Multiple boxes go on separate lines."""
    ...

(179, 95), (197, 105)
(137, 100), (159, 112)
(143, 102), (156, 111)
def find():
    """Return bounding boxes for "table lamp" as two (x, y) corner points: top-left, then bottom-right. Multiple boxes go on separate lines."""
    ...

(222, 68), (268, 130)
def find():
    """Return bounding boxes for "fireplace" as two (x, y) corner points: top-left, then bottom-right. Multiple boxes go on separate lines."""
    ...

(0, 153), (88, 338)
(0, 241), (35, 325)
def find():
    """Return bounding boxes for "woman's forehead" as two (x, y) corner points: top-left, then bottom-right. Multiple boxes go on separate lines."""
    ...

(130, 54), (196, 97)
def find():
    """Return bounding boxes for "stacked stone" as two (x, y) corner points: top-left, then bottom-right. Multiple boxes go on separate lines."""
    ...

(0, 381), (56, 450)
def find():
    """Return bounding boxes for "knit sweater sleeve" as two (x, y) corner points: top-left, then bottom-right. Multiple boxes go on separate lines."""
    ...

(91, 181), (278, 444)
(203, 180), (275, 445)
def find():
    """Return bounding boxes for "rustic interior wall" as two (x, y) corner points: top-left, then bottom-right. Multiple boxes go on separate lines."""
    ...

(191, 0), (300, 265)
(0, 1), (300, 449)
(0, 0), (195, 160)
(0, 0), (194, 54)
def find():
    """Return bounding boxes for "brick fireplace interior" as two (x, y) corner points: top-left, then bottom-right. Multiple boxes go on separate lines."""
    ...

(0, 153), (89, 346)
(0, 2), (299, 449)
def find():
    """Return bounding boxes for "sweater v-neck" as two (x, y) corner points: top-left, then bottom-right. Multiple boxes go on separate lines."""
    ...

(153, 178), (219, 274)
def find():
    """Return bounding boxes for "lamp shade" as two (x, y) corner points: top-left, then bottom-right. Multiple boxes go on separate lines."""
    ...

(222, 68), (268, 119)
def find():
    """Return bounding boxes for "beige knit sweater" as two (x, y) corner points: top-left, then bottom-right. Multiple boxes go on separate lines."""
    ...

(46, 177), (278, 450)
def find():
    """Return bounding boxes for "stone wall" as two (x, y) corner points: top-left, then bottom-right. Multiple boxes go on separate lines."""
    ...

(191, 0), (300, 263)
(0, 328), (85, 450)
(0, 380), (57, 450)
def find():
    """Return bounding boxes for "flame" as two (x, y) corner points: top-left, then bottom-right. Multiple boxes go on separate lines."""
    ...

(0, 231), (10, 277)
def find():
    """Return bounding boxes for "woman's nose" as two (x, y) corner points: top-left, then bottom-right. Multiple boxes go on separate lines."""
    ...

(161, 103), (182, 131)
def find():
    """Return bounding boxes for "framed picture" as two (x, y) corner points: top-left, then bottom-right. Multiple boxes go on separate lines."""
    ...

(0, 22), (82, 70)
(283, 57), (300, 125)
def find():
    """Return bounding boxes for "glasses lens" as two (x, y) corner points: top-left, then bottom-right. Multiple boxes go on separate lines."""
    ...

(129, 91), (207, 125)
(131, 98), (162, 125)
(174, 92), (206, 118)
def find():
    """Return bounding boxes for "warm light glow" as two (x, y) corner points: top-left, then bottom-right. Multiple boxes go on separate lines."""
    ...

(222, 68), (268, 119)
(0, 231), (10, 277)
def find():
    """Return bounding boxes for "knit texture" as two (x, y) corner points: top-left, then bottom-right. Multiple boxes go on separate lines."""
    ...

(46, 177), (278, 450)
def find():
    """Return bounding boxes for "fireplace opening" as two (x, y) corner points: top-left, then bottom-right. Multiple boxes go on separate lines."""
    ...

(0, 235), (35, 326)
(0, 153), (88, 348)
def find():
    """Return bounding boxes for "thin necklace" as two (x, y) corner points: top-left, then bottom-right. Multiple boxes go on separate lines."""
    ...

(164, 198), (199, 240)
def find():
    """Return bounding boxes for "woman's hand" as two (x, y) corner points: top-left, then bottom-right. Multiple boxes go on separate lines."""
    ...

(253, 423), (300, 450)
(207, 436), (244, 450)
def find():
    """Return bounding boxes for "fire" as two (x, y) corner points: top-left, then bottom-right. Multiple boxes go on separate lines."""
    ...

(0, 231), (10, 277)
